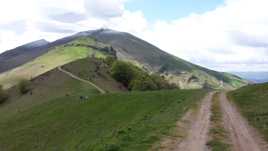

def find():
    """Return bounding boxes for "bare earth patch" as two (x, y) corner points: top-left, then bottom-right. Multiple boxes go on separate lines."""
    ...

(153, 92), (213, 151)
(220, 92), (268, 151)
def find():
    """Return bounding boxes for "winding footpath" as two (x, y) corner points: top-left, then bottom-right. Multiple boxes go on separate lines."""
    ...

(57, 66), (106, 94)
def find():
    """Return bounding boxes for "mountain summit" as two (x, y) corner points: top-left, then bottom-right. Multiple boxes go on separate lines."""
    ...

(0, 29), (248, 89)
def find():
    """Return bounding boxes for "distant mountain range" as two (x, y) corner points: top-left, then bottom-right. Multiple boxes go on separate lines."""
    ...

(0, 29), (248, 89)
(232, 72), (268, 83)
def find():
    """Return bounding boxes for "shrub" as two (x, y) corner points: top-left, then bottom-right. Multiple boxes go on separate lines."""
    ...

(130, 75), (158, 91)
(0, 85), (8, 104)
(111, 61), (136, 87)
(111, 60), (177, 91)
(104, 56), (116, 67)
(18, 80), (31, 94)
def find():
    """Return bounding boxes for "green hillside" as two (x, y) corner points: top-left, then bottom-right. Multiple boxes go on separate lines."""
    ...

(0, 37), (107, 89)
(0, 29), (248, 90)
(0, 88), (205, 151)
(61, 57), (126, 93)
(84, 29), (248, 89)
(229, 83), (268, 140)
(0, 68), (99, 120)
(0, 53), (205, 150)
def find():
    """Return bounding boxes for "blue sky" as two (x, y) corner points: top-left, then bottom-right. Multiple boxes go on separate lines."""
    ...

(126, 0), (224, 21)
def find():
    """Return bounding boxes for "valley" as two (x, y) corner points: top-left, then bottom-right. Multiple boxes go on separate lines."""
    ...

(0, 29), (267, 151)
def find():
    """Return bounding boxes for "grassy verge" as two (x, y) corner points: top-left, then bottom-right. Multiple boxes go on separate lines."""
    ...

(229, 83), (268, 141)
(207, 92), (230, 151)
(0, 89), (205, 151)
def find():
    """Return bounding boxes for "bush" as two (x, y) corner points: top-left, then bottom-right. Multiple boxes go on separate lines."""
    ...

(130, 75), (158, 91)
(111, 61), (136, 87)
(18, 80), (31, 94)
(104, 56), (116, 66)
(110, 60), (177, 91)
(0, 85), (8, 104)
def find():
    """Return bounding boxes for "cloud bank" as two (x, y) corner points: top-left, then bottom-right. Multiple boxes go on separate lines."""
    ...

(0, 0), (268, 72)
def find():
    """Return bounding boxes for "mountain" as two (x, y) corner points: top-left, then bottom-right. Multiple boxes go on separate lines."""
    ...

(0, 29), (248, 89)
(232, 72), (268, 83)
(74, 29), (248, 89)
(0, 39), (50, 73)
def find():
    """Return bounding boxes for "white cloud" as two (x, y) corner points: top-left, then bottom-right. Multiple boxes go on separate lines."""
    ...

(0, 0), (268, 71)
(84, 0), (126, 18)
(139, 0), (268, 71)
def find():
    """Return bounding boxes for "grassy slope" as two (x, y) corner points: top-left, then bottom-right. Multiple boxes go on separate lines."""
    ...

(0, 69), (99, 120)
(0, 89), (205, 151)
(62, 58), (126, 93)
(208, 93), (230, 151)
(229, 83), (268, 141)
(88, 30), (248, 90)
(0, 37), (106, 89)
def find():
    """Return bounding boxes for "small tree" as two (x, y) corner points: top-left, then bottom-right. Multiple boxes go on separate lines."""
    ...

(104, 56), (116, 67)
(0, 85), (8, 104)
(18, 80), (31, 94)
(111, 61), (136, 87)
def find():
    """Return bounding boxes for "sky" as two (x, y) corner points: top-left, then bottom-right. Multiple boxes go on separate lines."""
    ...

(0, 0), (268, 72)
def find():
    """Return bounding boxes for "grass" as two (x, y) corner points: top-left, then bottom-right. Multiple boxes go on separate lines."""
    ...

(207, 92), (230, 151)
(0, 69), (99, 120)
(62, 57), (126, 93)
(0, 89), (205, 151)
(229, 83), (268, 141)
(0, 37), (106, 89)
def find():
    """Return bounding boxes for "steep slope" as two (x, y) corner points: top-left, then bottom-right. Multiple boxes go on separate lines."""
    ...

(61, 57), (126, 92)
(0, 57), (127, 120)
(0, 29), (248, 89)
(0, 39), (50, 73)
(76, 29), (248, 89)
(0, 37), (111, 89)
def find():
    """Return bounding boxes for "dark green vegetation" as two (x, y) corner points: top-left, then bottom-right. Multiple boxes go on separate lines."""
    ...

(0, 85), (8, 104)
(208, 93), (230, 151)
(110, 60), (176, 91)
(229, 83), (268, 141)
(0, 89), (205, 151)
(18, 80), (31, 94)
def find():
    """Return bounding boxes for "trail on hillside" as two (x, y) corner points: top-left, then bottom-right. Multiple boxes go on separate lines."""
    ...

(57, 67), (106, 94)
(219, 92), (268, 151)
(173, 92), (213, 151)
(155, 92), (213, 151)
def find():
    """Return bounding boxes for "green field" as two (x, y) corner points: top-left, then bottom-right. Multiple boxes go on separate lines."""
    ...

(229, 83), (268, 141)
(0, 89), (205, 151)
(0, 37), (107, 89)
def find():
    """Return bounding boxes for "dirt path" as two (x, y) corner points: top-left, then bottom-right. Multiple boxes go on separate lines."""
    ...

(57, 66), (106, 94)
(159, 92), (213, 151)
(219, 92), (268, 151)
